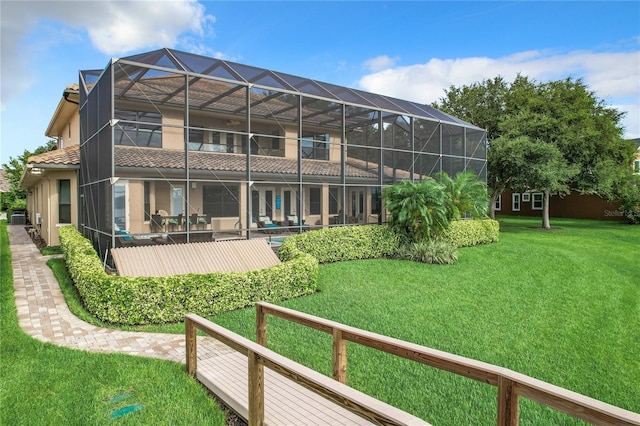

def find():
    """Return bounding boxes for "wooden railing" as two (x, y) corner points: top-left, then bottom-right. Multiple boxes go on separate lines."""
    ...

(256, 301), (640, 426)
(185, 313), (430, 426)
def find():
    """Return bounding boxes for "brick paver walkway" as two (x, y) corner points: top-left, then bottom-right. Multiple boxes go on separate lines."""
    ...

(7, 224), (225, 363)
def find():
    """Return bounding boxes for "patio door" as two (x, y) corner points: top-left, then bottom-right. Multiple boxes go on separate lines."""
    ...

(252, 188), (275, 220)
(350, 189), (365, 222)
(114, 182), (128, 231)
(171, 185), (185, 215)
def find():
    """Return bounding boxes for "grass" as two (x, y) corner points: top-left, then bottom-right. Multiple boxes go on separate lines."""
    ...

(0, 221), (227, 426)
(208, 217), (640, 425)
(17, 217), (640, 425)
(41, 245), (63, 255)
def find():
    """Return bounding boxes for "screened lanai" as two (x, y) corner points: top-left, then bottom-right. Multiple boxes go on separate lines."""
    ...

(78, 48), (486, 263)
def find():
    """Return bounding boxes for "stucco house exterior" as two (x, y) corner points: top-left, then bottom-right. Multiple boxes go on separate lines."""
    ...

(21, 48), (486, 263)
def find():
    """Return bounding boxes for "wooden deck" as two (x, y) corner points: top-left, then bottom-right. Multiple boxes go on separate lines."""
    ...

(187, 305), (639, 426)
(187, 315), (430, 426)
(196, 348), (377, 425)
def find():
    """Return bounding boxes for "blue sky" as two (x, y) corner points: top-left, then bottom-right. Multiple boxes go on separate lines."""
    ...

(1, 1), (639, 165)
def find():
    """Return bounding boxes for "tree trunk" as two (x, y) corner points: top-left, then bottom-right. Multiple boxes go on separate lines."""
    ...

(542, 191), (551, 229)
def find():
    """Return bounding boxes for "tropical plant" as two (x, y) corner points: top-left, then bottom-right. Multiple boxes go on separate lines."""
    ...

(434, 171), (489, 219)
(396, 239), (459, 264)
(382, 179), (449, 242)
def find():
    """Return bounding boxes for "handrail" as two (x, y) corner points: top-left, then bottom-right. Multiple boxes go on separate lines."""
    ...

(185, 313), (430, 426)
(256, 301), (640, 426)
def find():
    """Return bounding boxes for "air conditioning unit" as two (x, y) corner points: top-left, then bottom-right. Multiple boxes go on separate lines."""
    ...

(35, 213), (41, 225)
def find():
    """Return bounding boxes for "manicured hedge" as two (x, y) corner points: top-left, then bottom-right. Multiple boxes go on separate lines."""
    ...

(279, 220), (499, 264)
(444, 219), (500, 247)
(278, 225), (403, 264)
(59, 226), (318, 325)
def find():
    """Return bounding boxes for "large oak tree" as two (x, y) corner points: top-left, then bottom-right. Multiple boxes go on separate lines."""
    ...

(434, 75), (635, 228)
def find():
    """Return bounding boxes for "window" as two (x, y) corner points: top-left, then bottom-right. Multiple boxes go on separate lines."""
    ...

(171, 186), (184, 215)
(522, 192), (530, 202)
(203, 186), (239, 218)
(189, 129), (225, 152)
(58, 180), (71, 223)
(634, 159), (640, 174)
(188, 128), (205, 151)
(241, 135), (259, 154)
(371, 187), (382, 215)
(114, 110), (162, 147)
(301, 132), (329, 160)
(532, 193), (544, 210)
(114, 183), (127, 230)
(226, 133), (235, 153)
(309, 188), (321, 215)
(494, 195), (501, 211)
(272, 131), (280, 150)
(144, 182), (151, 222)
(329, 188), (339, 215)
(512, 193), (520, 212)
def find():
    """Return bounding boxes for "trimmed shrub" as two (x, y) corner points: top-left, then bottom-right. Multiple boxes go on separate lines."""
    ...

(444, 219), (499, 247)
(59, 225), (318, 325)
(279, 225), (403, 264)
(280, 220), (499, 264)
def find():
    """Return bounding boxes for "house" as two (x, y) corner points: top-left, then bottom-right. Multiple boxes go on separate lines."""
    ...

(21, 48), (486, 263)
(496, 138), (640, 220)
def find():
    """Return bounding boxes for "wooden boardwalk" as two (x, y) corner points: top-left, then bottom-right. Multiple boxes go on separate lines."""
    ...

(187, 314), (430, 426)
(196, 347), (377, 425)
(186, 304), (639, 426)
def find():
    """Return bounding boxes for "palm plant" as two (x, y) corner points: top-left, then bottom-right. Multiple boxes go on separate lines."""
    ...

(382, 179), (449, 242)
(434, 171), (489, 219)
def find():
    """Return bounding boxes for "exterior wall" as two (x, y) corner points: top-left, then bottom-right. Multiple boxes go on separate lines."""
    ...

(26, 170), (78, 246)
(498, 191), (625, 221)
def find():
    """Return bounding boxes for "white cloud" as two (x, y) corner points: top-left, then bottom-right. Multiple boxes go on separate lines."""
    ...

(0, 0), (215, 109)
(357, 49), (640, 139)
(362, 55), (399, 72)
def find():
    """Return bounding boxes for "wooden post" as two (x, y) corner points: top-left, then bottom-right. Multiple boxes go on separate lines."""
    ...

(248, 350), (265, 426)
(332, 328), (347, 384)
(497, 375), (519, 426)
(185, 316), (197, 376)
(256, 303), (267, 346)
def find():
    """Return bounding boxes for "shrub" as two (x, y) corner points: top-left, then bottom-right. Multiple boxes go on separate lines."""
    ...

(444, 219), (499, 247)
(59, 225), (318, 325)
(382, 180), (449, 242)
(434, 171), (489, 219)
(396, 240), (459, 265)
(279, 225), (403, 263)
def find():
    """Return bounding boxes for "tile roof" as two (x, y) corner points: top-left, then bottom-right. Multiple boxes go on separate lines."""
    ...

(28, 145), (80, 166)
(26, 144), (412, 180)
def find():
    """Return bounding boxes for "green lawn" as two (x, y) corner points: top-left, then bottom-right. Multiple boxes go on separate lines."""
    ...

(9, 217), (639, 425)
(0, 221), (227, 426)
(209, 217), (639, 425)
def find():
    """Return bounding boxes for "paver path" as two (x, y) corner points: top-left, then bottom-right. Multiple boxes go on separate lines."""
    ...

(7, 224), (224, 363)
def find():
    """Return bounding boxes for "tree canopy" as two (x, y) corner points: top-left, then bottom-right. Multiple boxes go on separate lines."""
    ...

(1, 140), (57, 212)
(433, 75), (635, 228)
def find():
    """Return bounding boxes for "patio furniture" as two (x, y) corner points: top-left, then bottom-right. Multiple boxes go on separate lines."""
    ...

(257, 216), (282, 234)
(151, 214), (164, 232)
(286, 215), (309, 231)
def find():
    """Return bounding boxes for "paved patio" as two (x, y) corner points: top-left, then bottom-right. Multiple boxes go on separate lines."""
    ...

(7, 224), (224, 363)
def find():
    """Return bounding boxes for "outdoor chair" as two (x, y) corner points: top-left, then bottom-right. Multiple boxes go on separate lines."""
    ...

(257, 216), (282, 234)
(286, 215), (310, 232)
(151, 214), (164, 232)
